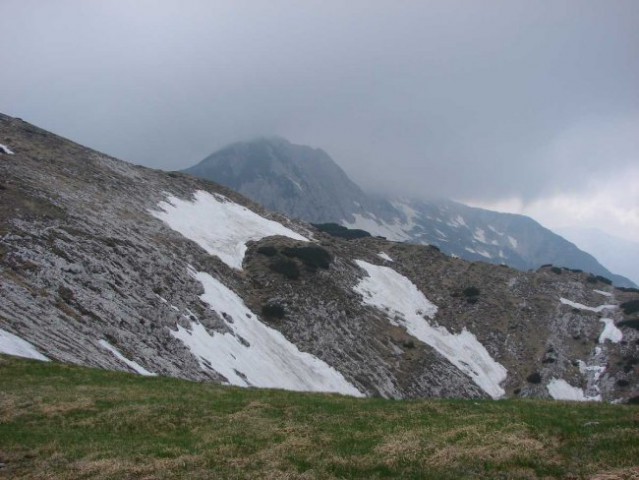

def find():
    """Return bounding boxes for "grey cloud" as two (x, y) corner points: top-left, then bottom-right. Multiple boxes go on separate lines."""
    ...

(1, 0), (637, 204)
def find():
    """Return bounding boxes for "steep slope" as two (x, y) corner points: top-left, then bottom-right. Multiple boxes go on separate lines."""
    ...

(183, 137), (392, 223)
(1, 113), (638, 402)
(184, 138), (635, 287)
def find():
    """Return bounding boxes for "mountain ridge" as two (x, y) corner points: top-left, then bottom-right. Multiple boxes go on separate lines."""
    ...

(1, 113), (638, 403)
(184, 137), (635, 287)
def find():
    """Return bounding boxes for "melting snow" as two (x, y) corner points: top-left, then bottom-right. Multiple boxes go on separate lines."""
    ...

(447, 215), (467, 229)
(0, 328), (49, 361)
(473, 228), (487, 243)
(172, 269), (362, 396)
(488, 225), (504, 236)
(0, 144), (14, 155)
(99, 339), (156, 376)
(547, 378), (601, 402)
(507, 236), (518, 249)
(353, 260), (507, 399)
(593, 289), (613, 297)
(577, 360), (606, 382)
(151, 190), (307, 269)
(377, 252), (393, 262)
(560, 298), (616, 313)
(598, 318), (623, 343)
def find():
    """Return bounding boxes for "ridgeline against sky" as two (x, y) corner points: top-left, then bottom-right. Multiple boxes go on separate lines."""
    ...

(0, 0), (637, 240)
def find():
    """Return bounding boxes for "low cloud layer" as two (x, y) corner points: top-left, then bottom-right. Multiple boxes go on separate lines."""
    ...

(1, 0), (637, 239)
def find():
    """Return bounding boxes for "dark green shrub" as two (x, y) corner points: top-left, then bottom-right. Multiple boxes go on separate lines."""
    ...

(311, 223), (371, 240)
(257, 246), (278, 257)
(462, 287), (480, 297)
(269, 258), (300, 279)
(616, 287), (639, 293)
(282, 246), (331, 270)
(540, 264), (553, 268)
(526, 372), (542, 384)
(428, 245), (441, 252)
(595, 275), (613, 285)
(618, 319), (639, 330)
(616, 379), (629, 387)
(261, 303), (285, 319)
(621, 300), (639, 315)
(550, 267), (562, 274)
(586, 275), (598, 284)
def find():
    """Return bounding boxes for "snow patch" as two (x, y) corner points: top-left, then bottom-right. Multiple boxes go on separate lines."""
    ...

(507, 235), (518, 249)
(0, 144), (14, 155)
(447, 215), (467, 229)
(547, 378), (601, 402)
(560, 298), (616, 313)
(377, 252), (393, 262)
(598, 318), (623, 343)
(172, 270), (362, 396)
(99, 339), (156, 376)
(353, 260), (507, 399)
(488, 225), (504, 236)
(151, 190), (307, 269)
(0, 328), (49, 361)
(473, 228), (487, 243)
(593, 289), (613, 297)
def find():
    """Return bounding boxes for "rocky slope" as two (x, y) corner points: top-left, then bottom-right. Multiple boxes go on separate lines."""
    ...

(184, 137), (635, 287)
(1, 113), (638, 402)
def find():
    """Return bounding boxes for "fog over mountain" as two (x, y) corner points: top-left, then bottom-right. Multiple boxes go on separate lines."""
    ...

(1, 1), (637, 241)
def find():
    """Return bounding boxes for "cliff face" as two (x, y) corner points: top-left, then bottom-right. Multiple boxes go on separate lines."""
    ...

(1, 113), (638, 402)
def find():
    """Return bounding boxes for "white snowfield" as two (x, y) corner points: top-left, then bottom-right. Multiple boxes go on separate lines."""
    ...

(353, 260), (507, 399)
(560, 298), (616, 313)
(0, 328), (49, 361)
(151, 190), (307, 270)
(546, 378), (601, 402)
(598, 318), (623, 343)
(172, 270), (363, 396)
(98, 339), (156, 376)
(0, 144), (14, 155)
(377, 252), (393, 262)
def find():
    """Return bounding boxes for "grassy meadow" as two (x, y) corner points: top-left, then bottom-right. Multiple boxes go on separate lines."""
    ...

(0, 355), (638, 479)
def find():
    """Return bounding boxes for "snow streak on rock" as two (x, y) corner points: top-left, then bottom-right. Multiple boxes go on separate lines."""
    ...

(353, 260), (507, 399)
(98, 339), (156, 376)
(377, 252), (393, 262)
(172, 269), (363, 396)
(0, 328), (49, 361)
(0, 144), (14, 155)
(559, 298), (616, 313)
(546, 378), (601, 402)
(151, 190), (307, 270)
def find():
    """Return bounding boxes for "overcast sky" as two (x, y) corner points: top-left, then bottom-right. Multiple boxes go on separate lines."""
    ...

(1, 1), (638, 241)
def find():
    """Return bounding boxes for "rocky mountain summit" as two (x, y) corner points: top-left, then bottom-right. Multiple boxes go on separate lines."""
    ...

(1, 113), (638, 402)
(185, 137), (635, 287)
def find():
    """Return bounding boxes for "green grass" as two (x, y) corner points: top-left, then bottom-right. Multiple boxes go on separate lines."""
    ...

(0, 355), (638, 479)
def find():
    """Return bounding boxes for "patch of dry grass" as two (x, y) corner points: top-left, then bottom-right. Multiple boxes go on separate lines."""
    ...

(1, 355), (638, 479)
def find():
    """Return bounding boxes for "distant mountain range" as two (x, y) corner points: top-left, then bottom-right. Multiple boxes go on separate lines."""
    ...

(183, 137), (636, 287)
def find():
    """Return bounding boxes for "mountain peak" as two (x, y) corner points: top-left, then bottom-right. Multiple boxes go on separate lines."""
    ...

(182, 138), (372, 223)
